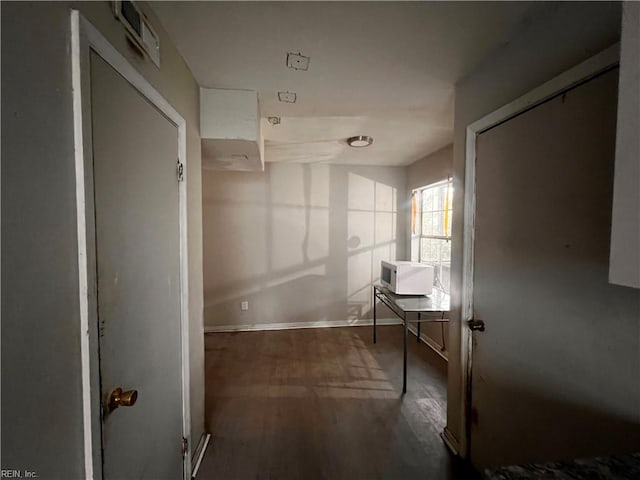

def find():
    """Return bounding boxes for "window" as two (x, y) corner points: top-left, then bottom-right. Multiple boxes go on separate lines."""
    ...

(411, 178), (453, 293)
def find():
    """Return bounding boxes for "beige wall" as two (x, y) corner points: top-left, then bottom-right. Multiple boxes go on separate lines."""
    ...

(203, 163), (407, 329)
(1, 2), (204, 476)
(447, 1), (623, 451)
(407, 144), (453, 192)
(406, 144), (453, 356)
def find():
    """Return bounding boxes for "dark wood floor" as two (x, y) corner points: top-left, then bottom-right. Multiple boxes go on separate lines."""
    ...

(197, 325), (478, 480)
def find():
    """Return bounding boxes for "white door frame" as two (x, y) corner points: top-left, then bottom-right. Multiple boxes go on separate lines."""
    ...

(70, 10), (191, 480)
(458, 44), (619, 458)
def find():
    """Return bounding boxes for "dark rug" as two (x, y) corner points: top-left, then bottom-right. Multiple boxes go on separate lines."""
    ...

(484, 452), (640, 480)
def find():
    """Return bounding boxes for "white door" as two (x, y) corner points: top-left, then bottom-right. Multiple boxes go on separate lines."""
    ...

(90, 51), (184, 479)
(469, 68), (627, 468)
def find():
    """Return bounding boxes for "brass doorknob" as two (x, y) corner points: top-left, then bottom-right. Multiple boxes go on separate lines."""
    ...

(109, 387), (138, 411)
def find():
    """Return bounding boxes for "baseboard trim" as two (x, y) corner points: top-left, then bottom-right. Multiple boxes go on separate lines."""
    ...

(204, 318), (402, 333)
(406, 324), (448, 362)
(441, 426), (460, 457)
(205, 320), (448, 361)
(191, 432), (211, 478)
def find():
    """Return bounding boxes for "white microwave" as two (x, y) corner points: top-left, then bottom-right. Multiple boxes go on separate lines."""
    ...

(380, 261), (434, 295)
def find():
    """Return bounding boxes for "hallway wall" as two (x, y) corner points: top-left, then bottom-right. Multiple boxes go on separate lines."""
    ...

(203, 163), (407, 330)
(447, 0), (624, 456)
(1, 2), (204, 477)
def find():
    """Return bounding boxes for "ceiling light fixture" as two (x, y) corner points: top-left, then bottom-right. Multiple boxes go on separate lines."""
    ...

(347, 135), (373, 148)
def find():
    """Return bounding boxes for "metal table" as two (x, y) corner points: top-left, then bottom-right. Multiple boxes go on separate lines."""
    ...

(372, 284), (450, 393)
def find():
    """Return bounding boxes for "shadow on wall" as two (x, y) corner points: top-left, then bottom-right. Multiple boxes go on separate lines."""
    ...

(202, 163), (407, 328)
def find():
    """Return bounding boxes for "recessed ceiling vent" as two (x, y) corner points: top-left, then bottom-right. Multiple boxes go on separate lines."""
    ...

(200, 88), (264, 171)
(278, 91), (297, 103)
(286, 52), (310, 71)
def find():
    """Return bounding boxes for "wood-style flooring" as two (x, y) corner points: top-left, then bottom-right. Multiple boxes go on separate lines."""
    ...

(197, 325), (478, 479)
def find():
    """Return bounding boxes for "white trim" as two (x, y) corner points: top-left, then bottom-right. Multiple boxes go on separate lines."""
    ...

(71, 11), (93, 480)
(411, 178), (453, 271)
(204, 320), (448, 360)
(71, 11), (191, 479)
(440, 426), (460, 456)
(406, 324), (448, 362)
(204, 318), (402, 333)
(467, 45), (620, 136)
(458, 43), (619, 459)
(191, 433), (211, 478)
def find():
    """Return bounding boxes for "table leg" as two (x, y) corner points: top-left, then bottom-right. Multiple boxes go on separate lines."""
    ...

(373, 287), (377, 344)
(417, 313), (421, 343)
(403, 312), (407, 394)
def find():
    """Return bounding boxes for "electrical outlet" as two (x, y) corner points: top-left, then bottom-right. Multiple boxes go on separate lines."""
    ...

(241, 301), (249, 311)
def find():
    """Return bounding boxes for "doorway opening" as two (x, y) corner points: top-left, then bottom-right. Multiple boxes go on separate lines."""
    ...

(460, 44), (620, 468)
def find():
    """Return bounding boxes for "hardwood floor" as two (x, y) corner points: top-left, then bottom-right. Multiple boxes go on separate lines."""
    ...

(197, 325), (478, 479)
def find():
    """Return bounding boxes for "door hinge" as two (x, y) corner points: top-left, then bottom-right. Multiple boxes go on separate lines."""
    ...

(467, 319), (485, 332)
(176, 159), (184, 182)
(182, 436), (188, 457)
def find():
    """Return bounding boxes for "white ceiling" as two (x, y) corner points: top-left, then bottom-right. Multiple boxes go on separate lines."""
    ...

(151, 1), (541, 167)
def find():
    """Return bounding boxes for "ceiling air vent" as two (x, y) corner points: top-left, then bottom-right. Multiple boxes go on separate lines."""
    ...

(286, 52), (310, 71)
(278, 91), (297, 103)
(113, 1), (160, 67)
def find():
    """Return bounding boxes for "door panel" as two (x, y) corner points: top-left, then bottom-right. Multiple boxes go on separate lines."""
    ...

(91, 51), (183, 479)
(470, 68), (640, 468)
